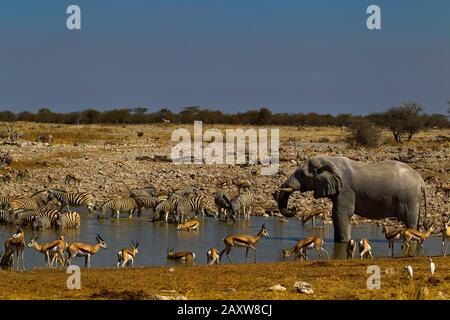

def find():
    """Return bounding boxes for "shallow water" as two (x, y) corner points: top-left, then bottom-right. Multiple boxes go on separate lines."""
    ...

(0, 209), (443, 269)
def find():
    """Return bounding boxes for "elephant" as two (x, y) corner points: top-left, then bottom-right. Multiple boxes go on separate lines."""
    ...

(277, 156), (428, 242)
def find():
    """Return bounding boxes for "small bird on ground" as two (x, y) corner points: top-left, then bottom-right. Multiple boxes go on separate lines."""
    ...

(404, 265), (413, 278)
(429, 258), (435, 275)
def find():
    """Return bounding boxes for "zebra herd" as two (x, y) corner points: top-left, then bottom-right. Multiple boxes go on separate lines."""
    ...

(0, 180), (256, 232)
(0, 189), (91, 230)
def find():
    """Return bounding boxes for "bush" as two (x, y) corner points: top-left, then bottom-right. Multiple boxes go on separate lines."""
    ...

(352, 125), (381, 148)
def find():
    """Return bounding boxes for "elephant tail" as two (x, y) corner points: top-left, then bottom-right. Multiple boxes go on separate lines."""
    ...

(419, 185), (428, 229)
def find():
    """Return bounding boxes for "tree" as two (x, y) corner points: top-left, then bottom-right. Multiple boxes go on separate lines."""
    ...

(81, 109), (102, 124)
(37, 108), (54, 123)
(0, 111), (16, 122)
(381, 102), (425, 142)
(180, 106), (200, 123)
(256, 108), (272, 125)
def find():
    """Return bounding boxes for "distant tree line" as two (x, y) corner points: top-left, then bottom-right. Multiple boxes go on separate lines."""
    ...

(0, 103), (448, 136)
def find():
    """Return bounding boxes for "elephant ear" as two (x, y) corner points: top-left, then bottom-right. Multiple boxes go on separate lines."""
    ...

(312, 160), (343, 198)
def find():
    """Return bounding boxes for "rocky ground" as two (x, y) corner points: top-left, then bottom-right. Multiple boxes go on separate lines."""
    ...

(0, 123), (449, 232)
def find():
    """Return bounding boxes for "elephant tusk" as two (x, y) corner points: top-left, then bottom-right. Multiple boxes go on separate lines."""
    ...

(279, 187), (295, 192)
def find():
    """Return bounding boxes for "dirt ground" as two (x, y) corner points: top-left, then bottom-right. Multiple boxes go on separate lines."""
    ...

(0, 256), (448, 300)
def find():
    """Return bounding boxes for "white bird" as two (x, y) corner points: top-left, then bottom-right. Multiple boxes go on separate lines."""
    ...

(429, 258), (435, 275)
(404, 265), (413, 278)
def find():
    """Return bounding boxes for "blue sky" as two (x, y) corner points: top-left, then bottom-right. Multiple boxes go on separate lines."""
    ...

(1, 0), (449, 114)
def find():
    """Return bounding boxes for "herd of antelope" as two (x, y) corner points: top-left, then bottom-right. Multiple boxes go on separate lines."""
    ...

(0, 178), (449, 271)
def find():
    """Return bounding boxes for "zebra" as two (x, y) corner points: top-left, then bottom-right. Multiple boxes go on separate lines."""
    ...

(7, 190), (49, 211)
(174, 194), (208, 223)
(55, 211), (81, 229)
(48, 189), (96, 213)
(0, 209), (8, 224)
(183, 185), (200, 195)
(12, 209), (37, 226)
(131, 195), (160, 217)
(0, 195), (25, 209)
(0, 209), (15, 224)
(154, 196), (180, 222)
(97, 197), (137, 219)
(32, 215), (51, 230)
(227, 192), (254, 221)
(214, 190), (231, 219)
(34, 206), (61, 226)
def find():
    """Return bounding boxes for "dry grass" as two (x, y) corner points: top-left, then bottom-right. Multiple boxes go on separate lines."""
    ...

(10, 151), (82, 170)
(10, 122), (450, 146)
(0, 257), (448, 300)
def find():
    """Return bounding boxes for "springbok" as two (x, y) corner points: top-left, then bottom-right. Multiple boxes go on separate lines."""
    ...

(219, 224), (270, 263)
(382, 224), (405, 258)
(281, 236), (328, 261)
(27, 235), (67, 268)
(166, 248), (196, 263)
(207, 248), (220, 265)
(359, 238), (373, 259)
(117, 241), (139, 267)
(5, 227), (26, 271)
(401, 224), (434, 257)
(177, 220), (200, 231)
(346, 239), (356, 259)
(65, 234), (107, 268)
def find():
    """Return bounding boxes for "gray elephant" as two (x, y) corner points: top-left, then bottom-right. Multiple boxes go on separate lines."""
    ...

(277, 156), (428, 242)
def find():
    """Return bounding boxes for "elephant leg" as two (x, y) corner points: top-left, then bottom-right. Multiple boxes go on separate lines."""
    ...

(331, 195), (354, 243)
(401, 201), (419, 229)
(332, 211), (352, 242)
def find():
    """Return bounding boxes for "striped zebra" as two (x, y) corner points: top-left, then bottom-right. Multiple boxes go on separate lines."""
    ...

(132, 195), (160, 217)
(0, 195), (25, 209)
(98, 196), (137, 219)
(0, 209), (15, 224)
(7, 190), (49, 211)
(34, 206), (61, 226)
(55, 211), (81, 229)
(32, 216), (51, 230)
(214, 190), (231, 219)
(48, 189), (96, 213)
(174, 194), (208, 223)
(0, 209), (8, 224)
(227, 191), (254, 221)
(12, 209), (37, 226)
(155, 196), (180, 222)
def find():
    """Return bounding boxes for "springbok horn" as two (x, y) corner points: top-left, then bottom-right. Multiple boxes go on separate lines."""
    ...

(279, 187), (295, 192)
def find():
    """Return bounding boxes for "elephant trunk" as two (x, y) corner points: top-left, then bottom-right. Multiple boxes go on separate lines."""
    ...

(277, 174), (302, 218)
(277, 190), (296, 217)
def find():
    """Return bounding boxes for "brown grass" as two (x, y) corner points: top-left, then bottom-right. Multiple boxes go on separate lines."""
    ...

(1, 257), (448, 300)
(10, 151), (82, 170)
(11, 122), (450, 146)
